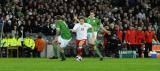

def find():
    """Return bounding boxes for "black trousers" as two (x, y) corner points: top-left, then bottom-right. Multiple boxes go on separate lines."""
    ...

(135, 44), (143, 57)
(18, 47), (23, 57)
(1, 47), (7, 57)
(144, 43), (152, 58)
(127, 44), (136, 51)
(32, 48), (40, 58)
(1, 47), (21, 58)
(108, 41), (119, 58)
(22, 47), (32, 57)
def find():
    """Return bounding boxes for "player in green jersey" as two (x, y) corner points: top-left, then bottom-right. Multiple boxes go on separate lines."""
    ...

(86, 10), (103, 61)
(53, 15), (72, 61)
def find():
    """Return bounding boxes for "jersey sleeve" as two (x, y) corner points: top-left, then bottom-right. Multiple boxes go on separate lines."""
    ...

(73, 24), (78, 31)
(85, 18), (89, 23)
(97, 18), (101, 25)
(87, 23), (92, 29)
(97, 18), (101, 29)
(55, 21), (60, 29)
(55, 21), (61, 31)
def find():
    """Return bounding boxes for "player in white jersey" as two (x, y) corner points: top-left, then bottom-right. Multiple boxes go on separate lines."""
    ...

(71, 17), (95, 61)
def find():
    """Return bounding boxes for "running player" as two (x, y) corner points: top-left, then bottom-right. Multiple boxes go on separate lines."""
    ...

(74, 10), (103, 61)
(53, 15), (72, 61)
(72, 16), (95, 61)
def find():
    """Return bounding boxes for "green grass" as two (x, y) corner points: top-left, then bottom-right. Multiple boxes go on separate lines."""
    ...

(0, 58), (160, 71)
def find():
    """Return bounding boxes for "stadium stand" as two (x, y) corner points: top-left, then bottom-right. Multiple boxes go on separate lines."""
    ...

(0, 0), (160, 58)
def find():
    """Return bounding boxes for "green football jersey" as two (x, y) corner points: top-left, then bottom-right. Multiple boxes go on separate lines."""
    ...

(55, 20), (72, 40)
(86, 17), (101, 32)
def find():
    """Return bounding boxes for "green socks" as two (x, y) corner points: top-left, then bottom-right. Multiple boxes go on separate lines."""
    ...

(53, 44), (59, 57)
(94, 46), (103, 58)
(60, 52), (65, 60)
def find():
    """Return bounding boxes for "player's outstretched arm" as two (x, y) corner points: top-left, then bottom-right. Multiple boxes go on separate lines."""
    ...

(100, 24), (111, 35)
(70, 29), (77, 32)
(74, 15), (80, 23)
(71, 24), (78, 32)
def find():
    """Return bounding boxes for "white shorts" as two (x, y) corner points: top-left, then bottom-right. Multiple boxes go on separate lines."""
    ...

(58, 36), (71, 48)
(87, 32), (98, 40)
(87, 32), (97, 44)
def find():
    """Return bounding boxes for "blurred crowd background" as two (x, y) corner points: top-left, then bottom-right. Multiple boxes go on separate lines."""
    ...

(0, 0), (160, 58)
(0, 0), (159, 36)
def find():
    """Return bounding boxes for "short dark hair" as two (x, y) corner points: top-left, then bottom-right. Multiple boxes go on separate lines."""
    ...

(37, 35), (42, 39)
(79, 16), (85, 20)
(56, 15), (62, 20)
(90, 10), (95, 13)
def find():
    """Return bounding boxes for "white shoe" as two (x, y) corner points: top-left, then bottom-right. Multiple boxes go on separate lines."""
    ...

(76, 56), (82, 61)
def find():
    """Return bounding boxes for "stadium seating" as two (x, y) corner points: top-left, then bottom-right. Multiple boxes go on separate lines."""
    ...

(0, 0), (160, 58)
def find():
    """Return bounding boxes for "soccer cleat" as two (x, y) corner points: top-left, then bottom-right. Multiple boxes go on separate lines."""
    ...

(49, 56), (58, 59)
(76, 56), (82, 61)
(61, 58), (66, 61)
(99, 57), (103, 61)
(76, 58), (80, 61)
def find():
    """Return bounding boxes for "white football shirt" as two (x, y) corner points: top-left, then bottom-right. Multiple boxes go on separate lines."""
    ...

(73, 23), (92, 40)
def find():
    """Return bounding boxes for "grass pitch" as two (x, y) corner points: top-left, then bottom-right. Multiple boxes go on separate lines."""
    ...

(0, 58), (159, 71)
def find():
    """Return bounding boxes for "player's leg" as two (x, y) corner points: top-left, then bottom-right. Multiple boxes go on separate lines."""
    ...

(59, 46), (66, 61)
(93, 43), (103, 60)
(52, 44), (59, 59)
(58, 36), (71, 61)
(49, 42), (59, 59)
(89, 32), (103, 60)
(76, 40), (86, 60)
(137, 44), (142, 58)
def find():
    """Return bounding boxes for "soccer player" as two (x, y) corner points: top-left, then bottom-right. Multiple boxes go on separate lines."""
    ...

(74, 11), (104, 61)
(71, 16), (95, 61)
(52, 15), (72, 61)
(86, 10), (103, 60)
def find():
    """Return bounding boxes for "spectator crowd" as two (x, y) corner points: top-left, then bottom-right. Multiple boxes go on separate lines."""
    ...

(0, 0), (160, 58)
